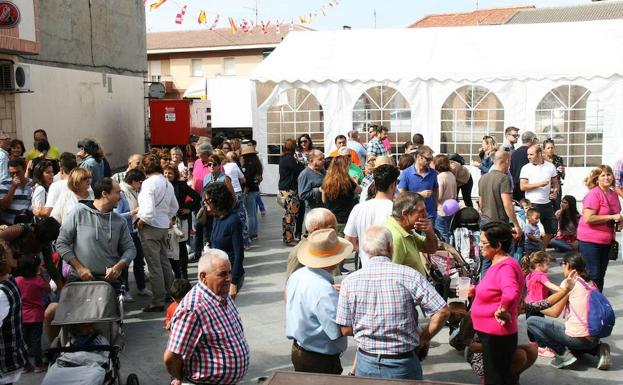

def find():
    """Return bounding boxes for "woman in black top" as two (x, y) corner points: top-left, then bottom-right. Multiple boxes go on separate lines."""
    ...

(321, 156), (362, 235)
(164, 165), (200, 279)
(206, 182), (244, 299)
(279, 139), (305, 245)
(543, 138), (565, 211)
(26, 140), (59, 178)
(241, 148), (263, 241)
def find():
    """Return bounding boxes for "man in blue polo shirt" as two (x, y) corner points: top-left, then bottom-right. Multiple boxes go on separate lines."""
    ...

(398, 145), (438, 220)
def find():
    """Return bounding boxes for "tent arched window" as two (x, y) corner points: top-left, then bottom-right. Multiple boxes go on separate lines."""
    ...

(440, 86), (504, 160)
(267, 88), (324, 165)
(535, 85), (602, 167)
(352, 86), (411, 157)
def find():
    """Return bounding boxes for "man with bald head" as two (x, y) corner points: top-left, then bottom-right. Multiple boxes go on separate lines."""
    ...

(298, 149), (325, 217)
(112, 153), (143, 184)
(164, 249), (250, 385)
(286, 208), (338, 278)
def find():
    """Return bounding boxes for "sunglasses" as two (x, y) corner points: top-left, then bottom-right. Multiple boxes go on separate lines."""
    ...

(300, 140), (309, 144)
(511, 134), (520, 138)
(162, 157), (171, 161)
(206, 162), (217, 167)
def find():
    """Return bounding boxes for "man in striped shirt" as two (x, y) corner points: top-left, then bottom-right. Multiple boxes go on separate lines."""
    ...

(0, 158), (32, 225)
(336, 226), (450, 380)
(164, 249), (250, 385)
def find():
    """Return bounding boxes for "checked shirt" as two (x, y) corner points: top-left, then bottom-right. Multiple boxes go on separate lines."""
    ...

(367, 138), (388, 158)
(167, 283), (250, 384)
(336, 256), (445, 354)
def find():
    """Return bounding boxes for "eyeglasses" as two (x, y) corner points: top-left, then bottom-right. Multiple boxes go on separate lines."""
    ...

(420, 155), (433, 162)
(162, 157), (171, 161)
(206, 162), (217, 167)
(559, 261), (568, 266)
(299, 140), (309, 144)
(511, 134), (520, 138)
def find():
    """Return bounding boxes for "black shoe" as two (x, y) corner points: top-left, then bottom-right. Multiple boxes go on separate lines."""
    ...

(142, 305), (165, 313)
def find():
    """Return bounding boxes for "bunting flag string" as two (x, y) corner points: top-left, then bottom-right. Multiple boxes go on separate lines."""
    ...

(147, 0), (341, 33)
(175, 5), (187, 24)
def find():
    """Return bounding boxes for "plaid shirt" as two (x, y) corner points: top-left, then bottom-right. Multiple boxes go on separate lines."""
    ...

(366, 138), (388, 157)
(336, 256), (445, 354)
(167, 283), (250, 384)
(614, 159), (623, 188)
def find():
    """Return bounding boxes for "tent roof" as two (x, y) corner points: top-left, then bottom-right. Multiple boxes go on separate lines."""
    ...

(250, 20), (623, 83)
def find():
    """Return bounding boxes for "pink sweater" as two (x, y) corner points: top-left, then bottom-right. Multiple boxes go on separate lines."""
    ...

(471, 257), (523, 335)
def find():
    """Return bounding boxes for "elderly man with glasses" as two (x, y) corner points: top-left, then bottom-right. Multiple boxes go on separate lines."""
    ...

(397, 145), (439, 221)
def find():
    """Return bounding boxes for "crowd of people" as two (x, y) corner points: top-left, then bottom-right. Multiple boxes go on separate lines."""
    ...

(0, 123), (620, 385)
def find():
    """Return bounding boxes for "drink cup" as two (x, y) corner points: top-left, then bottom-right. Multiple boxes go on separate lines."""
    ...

(458, 277), (471, 301)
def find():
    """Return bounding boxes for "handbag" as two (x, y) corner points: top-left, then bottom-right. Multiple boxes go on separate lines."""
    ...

(600, 188), (620, 261)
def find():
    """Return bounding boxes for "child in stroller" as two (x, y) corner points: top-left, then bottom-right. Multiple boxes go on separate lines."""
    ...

(41, 281), (139, 385)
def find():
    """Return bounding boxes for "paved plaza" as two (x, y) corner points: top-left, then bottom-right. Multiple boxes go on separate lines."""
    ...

(19, 198), (623, 385)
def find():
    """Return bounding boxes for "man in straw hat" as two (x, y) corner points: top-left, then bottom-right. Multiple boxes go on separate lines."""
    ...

(286, 228), (352, 374)
(359, 155), (393, 203)
(344, 163), (399, 268)
(336, 226), (450, 380)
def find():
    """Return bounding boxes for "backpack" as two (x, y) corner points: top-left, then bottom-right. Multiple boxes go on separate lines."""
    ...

(569, 278), (615, 338)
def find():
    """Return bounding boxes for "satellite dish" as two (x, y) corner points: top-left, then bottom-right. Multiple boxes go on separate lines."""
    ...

(148, 82), (166, 99)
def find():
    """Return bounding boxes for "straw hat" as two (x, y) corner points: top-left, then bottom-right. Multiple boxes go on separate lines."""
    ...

(367, 155), (393, 169)
(241, 146), (258, 155)
(297, 228), (353, 268)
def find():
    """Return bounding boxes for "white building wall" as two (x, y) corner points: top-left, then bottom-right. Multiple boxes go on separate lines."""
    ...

(15, 64), (145, 168)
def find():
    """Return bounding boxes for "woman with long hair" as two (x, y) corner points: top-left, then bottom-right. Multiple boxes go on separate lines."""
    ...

(433, 154), (457, 242)
(295, 134), (313, 165)
(321, 156), (361, 235)
(527, 253), (611, 370)
(279, 138), (305, 245)
(164, 165), (200, 279)
(224, 151), (250, 247)
(549, 195), (580, 252)
(543, 138), (565, 210)
(241, 148), (263, 242)
(576, 165), (621, 291)
(31, 160), (55, 219)
(472, 136), (497, 175)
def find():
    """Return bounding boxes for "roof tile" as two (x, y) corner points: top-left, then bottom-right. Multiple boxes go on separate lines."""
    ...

(408, 6), (534, 28)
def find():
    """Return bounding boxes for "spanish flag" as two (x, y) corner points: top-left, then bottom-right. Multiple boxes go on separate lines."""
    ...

(228, 17), (238, 33)
(198, 10), (207, 24)
(149, 0), (167, 11)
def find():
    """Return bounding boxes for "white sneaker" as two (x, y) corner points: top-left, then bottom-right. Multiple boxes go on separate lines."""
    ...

(597, 342), (611, 370)
(122, 293), (135, 303)
(137, 288), (153, 297)
(548, 348), (577, 369)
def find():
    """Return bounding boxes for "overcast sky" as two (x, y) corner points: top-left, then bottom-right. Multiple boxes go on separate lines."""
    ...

(146, 0), (590, 32)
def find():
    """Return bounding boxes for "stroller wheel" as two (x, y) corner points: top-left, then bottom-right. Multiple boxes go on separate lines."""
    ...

(126, 373), (139, 385)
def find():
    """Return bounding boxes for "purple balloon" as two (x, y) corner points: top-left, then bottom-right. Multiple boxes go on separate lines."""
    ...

(442, 199), (460, 216)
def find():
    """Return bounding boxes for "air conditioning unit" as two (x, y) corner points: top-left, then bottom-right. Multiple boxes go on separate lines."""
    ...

(0, 62), (31, 92)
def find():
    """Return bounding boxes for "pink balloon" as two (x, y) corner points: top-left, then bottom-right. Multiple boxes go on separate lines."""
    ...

(442, 199), (460, 216)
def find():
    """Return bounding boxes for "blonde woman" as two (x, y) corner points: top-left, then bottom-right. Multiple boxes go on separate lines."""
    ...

(472, 136), (497, 175)
(51, 168), (94, 224)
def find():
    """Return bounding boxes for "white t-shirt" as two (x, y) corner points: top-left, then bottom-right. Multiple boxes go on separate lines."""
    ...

(223, 162), (244, 193)
(343, 198), (393, 267)
(51, 189), (95, 224)
(45, 179), (68, 208)
(519, 160), (557, 204)
(31, 184), (47, 209)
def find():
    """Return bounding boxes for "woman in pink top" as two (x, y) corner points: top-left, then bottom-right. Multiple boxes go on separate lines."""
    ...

(526, 253), (611, 370)
(577, 165), (622, 291)
(191, 142), (213, 260)
(470, 221), (523, 385)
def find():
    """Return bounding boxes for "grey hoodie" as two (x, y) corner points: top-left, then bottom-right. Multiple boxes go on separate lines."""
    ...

(56, 201), (136, 276)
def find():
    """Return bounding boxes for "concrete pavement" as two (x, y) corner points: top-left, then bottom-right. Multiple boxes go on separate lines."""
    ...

(19, 198), (623, 384)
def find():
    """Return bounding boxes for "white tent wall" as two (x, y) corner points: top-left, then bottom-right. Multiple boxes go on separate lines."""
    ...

(254, 76), (623, 196)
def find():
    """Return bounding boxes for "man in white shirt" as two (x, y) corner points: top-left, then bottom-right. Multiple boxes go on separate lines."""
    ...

(344, 164), (399, 268)
(0, 130), (11, 181)
(136, 154), (179, 312)
(520, 144), (559, 247)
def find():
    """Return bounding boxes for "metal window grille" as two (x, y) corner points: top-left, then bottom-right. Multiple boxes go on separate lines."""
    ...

(440, 85), (505, 161)
(267, 89), (324, 165)
(535, 85), (603, 167)
(352, 86), (412, 158)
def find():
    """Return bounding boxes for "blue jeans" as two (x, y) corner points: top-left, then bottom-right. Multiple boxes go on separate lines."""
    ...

(256, 194), (265, 211)
(245, 191), (260, 238)
(355, 350), (422, 380)
(578, 240), (610, 292)
(549, 238), (573, 252)
(527, 316), (597, 356)
(434, 215), (452, 243)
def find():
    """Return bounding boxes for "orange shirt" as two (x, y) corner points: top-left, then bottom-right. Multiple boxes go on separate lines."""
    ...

(165, 302), (179, 331)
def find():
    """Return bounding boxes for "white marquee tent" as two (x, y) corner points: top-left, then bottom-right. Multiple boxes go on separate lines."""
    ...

(250, 20), (623, 196)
